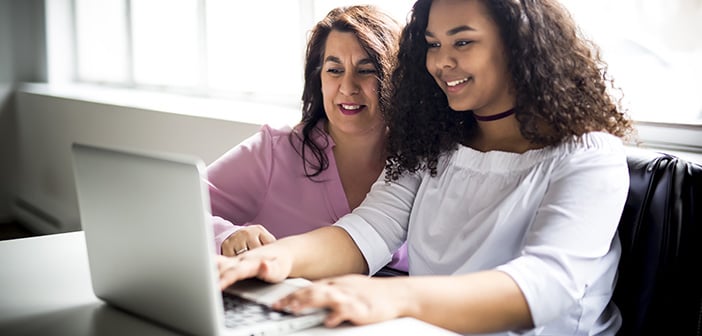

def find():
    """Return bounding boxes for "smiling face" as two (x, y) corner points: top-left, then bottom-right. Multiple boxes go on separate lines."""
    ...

(424, 0), (515, 116)
(321, 30), (384, 138)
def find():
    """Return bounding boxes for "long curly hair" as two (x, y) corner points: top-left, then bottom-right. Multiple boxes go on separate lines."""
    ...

(383, 0), (634, 181)
(291, 5), (401, 178)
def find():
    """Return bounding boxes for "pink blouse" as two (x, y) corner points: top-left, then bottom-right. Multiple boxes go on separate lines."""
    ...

(207, 123), (408, 272)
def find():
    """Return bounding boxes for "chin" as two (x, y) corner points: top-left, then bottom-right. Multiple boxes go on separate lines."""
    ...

(447, 102), (472, 112)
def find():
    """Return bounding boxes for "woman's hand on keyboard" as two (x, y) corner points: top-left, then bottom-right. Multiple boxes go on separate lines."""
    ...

(272, 274), (407, 327)
(217, 244), (293, 290)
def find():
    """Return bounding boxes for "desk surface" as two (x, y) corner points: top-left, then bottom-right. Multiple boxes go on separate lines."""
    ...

(0, 231), (458, 336)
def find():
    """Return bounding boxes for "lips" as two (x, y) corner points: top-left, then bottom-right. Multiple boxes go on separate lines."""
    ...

(338, 104), (365, 115)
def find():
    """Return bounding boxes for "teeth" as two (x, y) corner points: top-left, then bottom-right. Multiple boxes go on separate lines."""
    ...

(341, 104), (361, 110)
(446, 78), (468, 87)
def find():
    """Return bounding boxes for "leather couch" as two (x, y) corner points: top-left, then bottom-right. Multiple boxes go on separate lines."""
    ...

(614, 148), (702, 335)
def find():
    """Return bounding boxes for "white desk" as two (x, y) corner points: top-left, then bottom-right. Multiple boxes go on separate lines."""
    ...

(0, 232), (458, 336)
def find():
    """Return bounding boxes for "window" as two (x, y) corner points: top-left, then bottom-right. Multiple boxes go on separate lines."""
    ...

(205, 0), (305, 98)
(560, 0), (702, 126)
(59, 0), (701, 151)
(74, 0), (128, 83)
(130, 0), (200, 88)
(70, 0), (415, 104)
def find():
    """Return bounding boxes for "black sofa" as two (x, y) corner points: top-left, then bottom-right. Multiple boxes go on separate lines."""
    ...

(614, 148), (702, 335)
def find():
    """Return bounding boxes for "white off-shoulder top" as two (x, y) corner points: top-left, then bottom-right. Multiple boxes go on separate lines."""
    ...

(335, 132), (629, 335)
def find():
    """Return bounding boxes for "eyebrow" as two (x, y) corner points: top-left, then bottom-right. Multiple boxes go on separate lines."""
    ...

(425, 25), (476, 37)
(324, 55), (374, 66)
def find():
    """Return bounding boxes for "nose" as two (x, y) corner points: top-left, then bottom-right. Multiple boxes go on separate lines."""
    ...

(430, 47), (456, 71)
(339, 72), (360, 96)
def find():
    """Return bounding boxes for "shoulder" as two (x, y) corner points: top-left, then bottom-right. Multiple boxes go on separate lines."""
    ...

(552, 132), (627, 167)
(445, 132), (626, 175)
(549, 132), (629, 182)
(259, 123), (294, 140)
(559, 132), (625, 154)
(250, 123), (298, 150)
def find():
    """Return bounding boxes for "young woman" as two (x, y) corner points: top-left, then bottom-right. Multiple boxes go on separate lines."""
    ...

(206, 6), (407, 273)
(217, 0), (635, 334)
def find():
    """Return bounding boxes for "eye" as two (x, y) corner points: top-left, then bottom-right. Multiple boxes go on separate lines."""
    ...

(326, 68), (343, 75)
(358, 68), (377, 75)
(455, 40), (473, 47)
(426, 41), (441, 49)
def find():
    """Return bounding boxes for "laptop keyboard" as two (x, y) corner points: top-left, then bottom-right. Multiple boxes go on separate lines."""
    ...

(222, 292), (298, 328)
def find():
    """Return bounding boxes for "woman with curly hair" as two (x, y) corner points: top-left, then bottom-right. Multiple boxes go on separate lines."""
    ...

(217, 0), (634, 334)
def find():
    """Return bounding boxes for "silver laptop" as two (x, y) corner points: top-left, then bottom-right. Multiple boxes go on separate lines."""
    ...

(71, 142), (327, 336)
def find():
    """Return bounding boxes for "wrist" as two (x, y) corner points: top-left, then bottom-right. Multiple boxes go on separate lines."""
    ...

(393, 277), (421, 318)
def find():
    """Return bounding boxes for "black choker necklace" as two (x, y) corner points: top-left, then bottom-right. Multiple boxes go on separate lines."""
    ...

(473, 108), (515, 122)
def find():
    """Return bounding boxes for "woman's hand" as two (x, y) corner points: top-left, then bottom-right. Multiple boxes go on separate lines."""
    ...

(273, 275), (408, 327)
(216, 246), (293, 290)
(218, 226), (367, 291)
(221, 224), (276, 256)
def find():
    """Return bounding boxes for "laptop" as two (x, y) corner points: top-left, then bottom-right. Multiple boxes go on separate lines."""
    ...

(71, 142), (327, 336)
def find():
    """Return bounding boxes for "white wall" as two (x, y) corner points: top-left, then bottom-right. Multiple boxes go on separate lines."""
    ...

(0, 86), (16, 223)
(10, 84), (702, 235)
(14, 84), (298, 234)
(0, 0), (46, 222)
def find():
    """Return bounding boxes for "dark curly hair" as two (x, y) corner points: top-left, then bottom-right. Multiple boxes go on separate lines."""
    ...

(383, 0), (634, 181)
(290, 5), (401, 178)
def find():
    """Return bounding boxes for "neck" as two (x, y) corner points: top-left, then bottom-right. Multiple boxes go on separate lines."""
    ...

(472, 108), (515, 122)
(468, 114), (538, 153)
(328, 123), (387, 167)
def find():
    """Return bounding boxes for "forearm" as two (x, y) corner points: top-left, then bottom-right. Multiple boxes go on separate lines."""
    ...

(275, 226), (368, 279)
(398, 271), (533, 334)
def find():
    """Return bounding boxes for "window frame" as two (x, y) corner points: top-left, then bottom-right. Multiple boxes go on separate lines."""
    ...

(45, 0), (702, 155)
